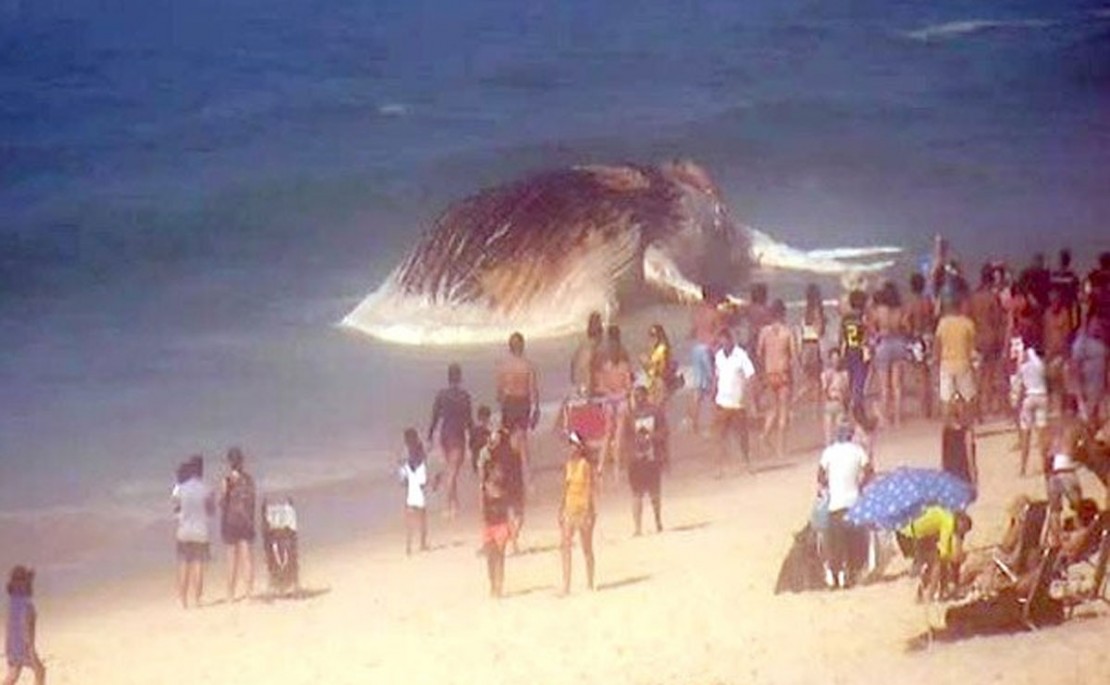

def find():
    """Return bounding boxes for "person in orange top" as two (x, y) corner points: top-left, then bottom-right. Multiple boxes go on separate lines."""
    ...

(559, 432), (597, 595)
(934, 300), (977, 418)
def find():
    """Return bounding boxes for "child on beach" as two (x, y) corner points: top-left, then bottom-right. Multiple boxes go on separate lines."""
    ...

(941, 394), (979, 491)
(821, 349), (849, 446)
(470, 405), (492, 474)
(398, 428), (430, 556)
(479, 428), (513, 597)
(172, 455), (216, 609)
(4, 566), (44, 685)
(560, 432), (597, 595)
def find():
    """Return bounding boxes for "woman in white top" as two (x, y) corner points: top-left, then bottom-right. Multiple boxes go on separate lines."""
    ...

(399, 428), (430, 555)
(171, 455), (215, 609)
(1016, 346), (1049, 476)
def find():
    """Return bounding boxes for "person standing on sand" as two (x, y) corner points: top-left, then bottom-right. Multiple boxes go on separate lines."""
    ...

(817, 421), (872, 589)
(627, 384), (668, 535)
(478, 428), (512, 598)
(757, 299), (797, 459)
(968, 264), (1006, 418)
(687, 285), (725, 434)
(481, 423), (526, 554)
(220, 447), (257, 602)
(172, 455), (216, 609)
(596, 335), (634, 479)
(1015, 345), (1049, 476)
(560, 432), (597, 595)
(934, 299), (977, 419)
(714, 327), (756, 476)
(3, 566), (44, 685)
(398, 428), (430, 556)
(428, 363), (473, 520)
(496, 332), (539, 489)
(469, 405), (493, 474)
(570, 312), (604, 396)
(839, 289), (872, 428)
(941, 395), (978, 492)
(797, 283), (827, 406)
(1071, 317), (1107, 428)
(641, 323), (675, 407)
(905, 272), (936, 418)
(821, 349), (849, 446)
(870, 281), (908, 427)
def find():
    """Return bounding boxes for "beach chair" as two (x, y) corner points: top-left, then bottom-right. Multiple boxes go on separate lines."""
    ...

(992, 499), (1048, 582)
(561, 395), (608, 444)
(944, 546), (1064, 636)
(261, 497), (300, 596)
(1061, 513), (1110, 617)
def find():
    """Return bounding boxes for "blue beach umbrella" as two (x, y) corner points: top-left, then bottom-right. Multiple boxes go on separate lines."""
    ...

(846, 467), (975, 531)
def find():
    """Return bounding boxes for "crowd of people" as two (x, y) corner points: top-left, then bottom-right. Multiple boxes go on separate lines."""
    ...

(6, 239), (1110, 683)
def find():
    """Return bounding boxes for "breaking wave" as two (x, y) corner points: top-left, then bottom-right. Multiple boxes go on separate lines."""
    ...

(904, 18), (1055, 42)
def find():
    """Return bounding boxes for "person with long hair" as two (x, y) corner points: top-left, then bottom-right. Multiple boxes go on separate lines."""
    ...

(642, 323), (673, 406)
(428, 363), (473, 520)
(797, 283), (827, 405)
(3, 566), (45, 685)
(870, 281), (908, 427)
(221, 447), (257, 602)
(398, 428), (430, 555)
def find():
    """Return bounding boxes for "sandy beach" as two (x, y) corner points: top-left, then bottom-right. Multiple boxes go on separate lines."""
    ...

(30, 409), (1110, 685)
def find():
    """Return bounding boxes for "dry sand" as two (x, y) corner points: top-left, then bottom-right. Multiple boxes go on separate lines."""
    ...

(32, 415), (1110, 684)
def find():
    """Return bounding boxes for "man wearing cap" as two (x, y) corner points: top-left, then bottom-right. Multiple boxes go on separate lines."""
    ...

(817, 421), (872, 588)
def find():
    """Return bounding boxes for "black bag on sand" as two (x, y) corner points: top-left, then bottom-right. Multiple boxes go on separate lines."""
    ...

(775, 524), (827, 594)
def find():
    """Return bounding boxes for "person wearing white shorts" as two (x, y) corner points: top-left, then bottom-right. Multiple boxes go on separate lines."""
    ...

(1015, 346), (1049, 476)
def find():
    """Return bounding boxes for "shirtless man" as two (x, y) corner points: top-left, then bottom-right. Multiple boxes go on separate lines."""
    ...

(870, 281), (908, 427)
(968, 265), (1006, 417)
(497, 332), (539, 488)
(757, 300), (797, 458)
(595, 337), (634, 479)
(905, 272), (936, 418)
(687, 285), (725, 434)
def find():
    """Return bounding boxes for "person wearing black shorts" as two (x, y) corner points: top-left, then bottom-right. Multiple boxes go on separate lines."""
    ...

(627, 385), (668, 536)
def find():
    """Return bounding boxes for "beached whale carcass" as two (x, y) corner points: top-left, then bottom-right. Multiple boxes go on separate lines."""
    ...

(342, 161), (899, 346)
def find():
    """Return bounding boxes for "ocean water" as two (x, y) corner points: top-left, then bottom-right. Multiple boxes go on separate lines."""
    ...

(1, 0), (1108, 585)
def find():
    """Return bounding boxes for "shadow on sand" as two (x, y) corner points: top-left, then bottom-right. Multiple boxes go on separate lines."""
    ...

(596, 574), (652, 592)
(252, 587), (332, 604)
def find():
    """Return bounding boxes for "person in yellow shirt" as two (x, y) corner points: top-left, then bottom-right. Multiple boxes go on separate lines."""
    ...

(899, 506), (972, 601)
(934, 301), (978, 417)
(560, 432), (597, 595)
(641, 323), (673, 406)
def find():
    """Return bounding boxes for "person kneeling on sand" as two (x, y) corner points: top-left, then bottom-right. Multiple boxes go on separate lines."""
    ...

(4, 566), (45, 685)
(560, 432), (597, 595)
(628, 384), (668, 536)
(899, 506), (972, 602)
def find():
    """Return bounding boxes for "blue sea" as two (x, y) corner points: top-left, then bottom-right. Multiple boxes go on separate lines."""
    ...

(1, 0), (1108, 586)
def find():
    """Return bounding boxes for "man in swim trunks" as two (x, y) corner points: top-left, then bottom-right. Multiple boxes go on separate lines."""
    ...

(968, 265), (1006, 417)
(905, 272), (937, 418)
(934, 299), (977, 419)
(428, 363), (473, 520)
(757, 299), (796, 459)
(497, 332), (539, 489)
(687, 285), (725, 434)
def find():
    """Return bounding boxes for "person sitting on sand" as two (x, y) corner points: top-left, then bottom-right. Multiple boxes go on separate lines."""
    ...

(172, 454), (216, 609)
(941, 394), (978, 491)
(428, 363), (473, 520)
(560, 432), (597, 595)
(627, 384), (668, 536)
(899, 506), (972, 602)
(479, 430), (512, 598)
(3, 566), (44, 685)
(398, 428), (430, 556)
(221, 447), (257, 602)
